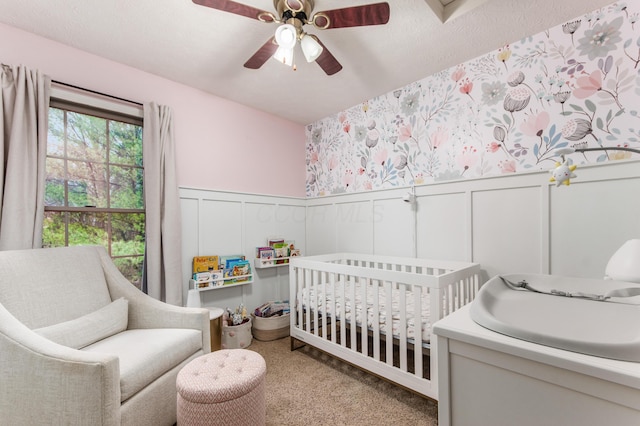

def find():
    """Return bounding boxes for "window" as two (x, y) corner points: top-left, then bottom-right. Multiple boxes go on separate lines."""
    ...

(43, 87), (145, 289)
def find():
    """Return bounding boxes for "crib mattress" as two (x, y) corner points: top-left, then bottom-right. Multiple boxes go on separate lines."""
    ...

(299, 280), (434, 343)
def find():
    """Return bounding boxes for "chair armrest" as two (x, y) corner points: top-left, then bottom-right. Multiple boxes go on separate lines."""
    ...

(98, 247), (211, 352)
(0, 304), (120, 425)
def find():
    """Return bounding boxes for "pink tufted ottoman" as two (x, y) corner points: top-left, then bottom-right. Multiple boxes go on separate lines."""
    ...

(176, 349), (266, 426)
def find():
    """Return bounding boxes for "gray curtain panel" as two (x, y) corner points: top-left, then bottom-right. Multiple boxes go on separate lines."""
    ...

(0, 65), (50, 250)
(142, 102), (183, 306)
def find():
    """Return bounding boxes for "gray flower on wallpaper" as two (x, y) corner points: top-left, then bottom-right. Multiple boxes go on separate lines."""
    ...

(354, 125), (367, 142)
(481, 81), (507, 105)
(553, 91), (571, 105)
(393, 154), (407, 170)
(507, 71), (526, 87)
(307, 173), (316, 186)
(366, 129), (379, 148)
(562, 20), (581, 36)
(561, 118), (593, 141)
(493, 126), (506, 142)
(401, 92), (420, 116)
(577, 16), (623, 60)
(503, 86), (531, 112)
(311, 128), (322, 144)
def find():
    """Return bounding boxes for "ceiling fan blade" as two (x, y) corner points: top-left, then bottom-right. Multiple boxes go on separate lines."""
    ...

(313, 2), (390, 29)
(192, 0), (272, 21)
(312, 36), (342, 76)
(244, 37), (279, 69)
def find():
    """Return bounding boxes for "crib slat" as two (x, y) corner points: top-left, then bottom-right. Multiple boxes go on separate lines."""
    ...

(384, 280), (393, 366)
(372, 278), (380, 361)
(414, 284), (423, 378)
(360, 277), (368, 357)
(398, 282), (407, 372)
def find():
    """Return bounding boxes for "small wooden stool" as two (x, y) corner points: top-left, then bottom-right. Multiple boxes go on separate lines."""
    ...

(176, 349), (266, 426)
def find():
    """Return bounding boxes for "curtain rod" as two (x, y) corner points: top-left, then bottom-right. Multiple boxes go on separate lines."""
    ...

(52, 80), (143, 107)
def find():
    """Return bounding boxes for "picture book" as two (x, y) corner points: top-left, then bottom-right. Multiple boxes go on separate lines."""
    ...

(192, 255), (219, 273)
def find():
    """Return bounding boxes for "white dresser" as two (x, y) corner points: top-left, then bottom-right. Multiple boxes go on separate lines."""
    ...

(434, 305), (640, 426)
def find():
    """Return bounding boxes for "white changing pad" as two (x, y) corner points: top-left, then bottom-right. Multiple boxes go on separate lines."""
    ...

(470, 273), (640, 361)
(299, 280), (434, 343)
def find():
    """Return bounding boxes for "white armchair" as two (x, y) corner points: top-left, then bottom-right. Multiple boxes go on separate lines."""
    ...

(0, 245), (210, 425)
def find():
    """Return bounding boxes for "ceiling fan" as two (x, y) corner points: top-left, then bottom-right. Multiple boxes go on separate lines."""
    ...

(192, 0), (390, 75)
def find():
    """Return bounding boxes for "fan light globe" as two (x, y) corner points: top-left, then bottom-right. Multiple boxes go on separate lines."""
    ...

(300, 34), (323, 62)
(275, 24), (297, 50)
(273, 46), (294, 66)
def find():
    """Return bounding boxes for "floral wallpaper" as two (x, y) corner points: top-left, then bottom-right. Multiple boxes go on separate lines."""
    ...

(305, 2), (640, 197)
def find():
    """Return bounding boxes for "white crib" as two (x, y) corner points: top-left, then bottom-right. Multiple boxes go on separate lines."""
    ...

(289, 253), (482, 400)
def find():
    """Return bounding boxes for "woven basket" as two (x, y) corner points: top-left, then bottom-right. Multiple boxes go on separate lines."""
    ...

(251, 313), (290, 341)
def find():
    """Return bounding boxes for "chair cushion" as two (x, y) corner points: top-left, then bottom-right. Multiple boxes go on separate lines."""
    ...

(82, 328), (203, 402)
(33, 298), (128, 349)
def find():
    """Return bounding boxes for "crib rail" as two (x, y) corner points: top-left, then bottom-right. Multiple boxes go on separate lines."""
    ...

(289, 253), (481, 400)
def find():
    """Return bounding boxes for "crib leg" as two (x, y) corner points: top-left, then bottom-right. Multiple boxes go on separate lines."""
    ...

(290, 336), (306, 351)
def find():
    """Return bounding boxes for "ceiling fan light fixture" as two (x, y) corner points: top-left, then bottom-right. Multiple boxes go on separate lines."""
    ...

(273, 46), (294, 67)
(300, 34), (323, 62)
(274, 24), (297, 50)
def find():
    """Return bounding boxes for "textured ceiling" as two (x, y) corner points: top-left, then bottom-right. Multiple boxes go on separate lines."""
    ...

(0, 0), (616, 124)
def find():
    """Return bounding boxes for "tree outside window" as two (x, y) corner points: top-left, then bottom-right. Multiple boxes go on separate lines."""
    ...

(43, 105), (145, 289)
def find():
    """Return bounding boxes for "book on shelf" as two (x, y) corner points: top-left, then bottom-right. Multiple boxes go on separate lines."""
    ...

(223, 259), (251, 284)
(256, 247), (276, 266)
(192, 256), (219, 275)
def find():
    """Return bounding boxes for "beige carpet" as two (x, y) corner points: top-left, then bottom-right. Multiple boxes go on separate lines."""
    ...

(248, 337), (438, 425)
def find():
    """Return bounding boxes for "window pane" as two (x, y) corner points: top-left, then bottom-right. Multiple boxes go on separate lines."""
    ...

(68, 212), (108, 248)
(47, 108), (65, 157)
(110, 121), (143, 166)
(113, 256), (143, 290)
(42, 211), (66, 247)
(67, 112), (107, 162)
(110, 166), (144, 209)
(45, 157), (65, 206)
(112, 213), (145, 256)
(68, 160), (107, 207)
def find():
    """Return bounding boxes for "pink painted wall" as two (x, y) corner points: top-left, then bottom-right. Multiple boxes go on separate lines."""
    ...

(1, 23), (306, 197)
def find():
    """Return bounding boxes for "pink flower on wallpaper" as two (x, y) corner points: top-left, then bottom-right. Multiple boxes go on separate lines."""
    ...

(343, 169), (355, 188)
(373, 148), (388, 166)
(451, 66), (465, 82)
(342, 120), (351, 133)
(328, 155), (339, 171)
(363, 181), (373, 190)
(573, 70), (602, 99)
(520, 111), (550, 137)
(398, 124), (412, 142)
(486, 142), (501, 153)
(309, 151), (319, 164)
(459, 78), (474, 97)
(431, 126), (449, 149)
(499, 159), (517, 173)
(338, 112), (347, 123)
(456, 145), (478, 173)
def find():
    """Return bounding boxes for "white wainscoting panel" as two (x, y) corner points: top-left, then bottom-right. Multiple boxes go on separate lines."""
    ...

(306, 204), (337, 255)
(472, 186), (543, 280)
(335, 201), (374, 254)
(373, 198), (415, 257)
(550, 176), (640, 278)
(416, 192), (467, 262)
